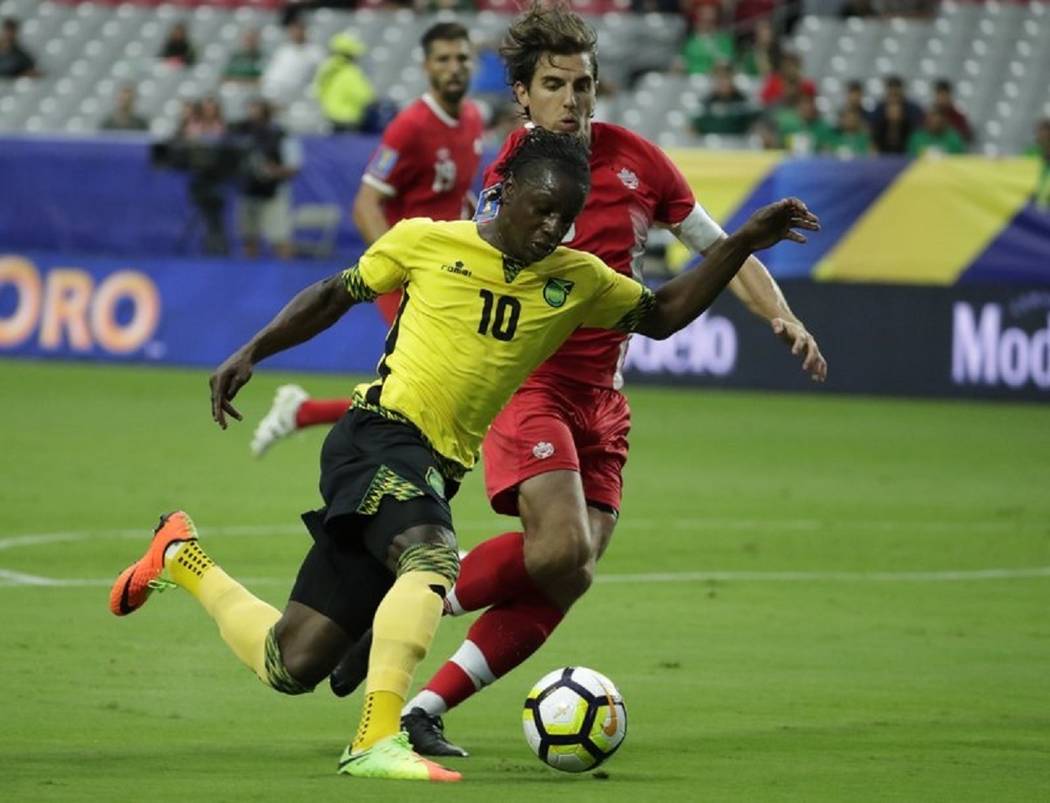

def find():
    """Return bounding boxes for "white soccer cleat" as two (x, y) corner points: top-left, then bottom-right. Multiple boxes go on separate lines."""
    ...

(250, 384), (309, 458)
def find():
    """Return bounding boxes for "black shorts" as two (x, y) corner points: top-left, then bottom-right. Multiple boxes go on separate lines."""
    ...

(289, 406), (460, 633)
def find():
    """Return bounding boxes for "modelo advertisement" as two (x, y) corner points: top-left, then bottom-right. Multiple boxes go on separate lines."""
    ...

(623, 281), (1050, 401)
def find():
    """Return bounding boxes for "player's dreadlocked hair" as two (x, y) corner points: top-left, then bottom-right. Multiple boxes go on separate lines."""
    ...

(501, 126), (591, 193)
(501, 1), (599, 93)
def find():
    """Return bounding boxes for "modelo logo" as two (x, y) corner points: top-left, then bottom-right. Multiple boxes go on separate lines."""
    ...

(952, 301), (1050, 390)
(0, 256), (161, 354)
(624, 312), (737, 376)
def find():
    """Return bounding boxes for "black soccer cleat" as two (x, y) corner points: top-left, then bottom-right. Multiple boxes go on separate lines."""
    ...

(402, 708), (469, 758)
(329, 629), (372, 698)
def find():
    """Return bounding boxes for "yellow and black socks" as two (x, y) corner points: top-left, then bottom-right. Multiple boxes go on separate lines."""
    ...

(167, 540), (303, 692)
(351, 542), (459, 752)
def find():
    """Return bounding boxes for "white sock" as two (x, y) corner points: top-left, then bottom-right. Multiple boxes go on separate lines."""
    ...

(444, 586), (464, 616)
(163, 542), (183, 564)
(403, 689), (449, 717)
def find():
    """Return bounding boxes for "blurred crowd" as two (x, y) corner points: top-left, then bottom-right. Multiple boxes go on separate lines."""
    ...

(2, 0), (1048, 256)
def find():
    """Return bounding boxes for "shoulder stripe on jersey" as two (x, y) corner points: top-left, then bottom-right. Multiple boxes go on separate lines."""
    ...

(362, 173), (397, 198)
(614, 286), (656, 333)
(342, 266), (379, 302)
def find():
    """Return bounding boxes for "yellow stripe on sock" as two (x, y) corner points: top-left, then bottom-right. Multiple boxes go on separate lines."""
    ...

(815, 156), (1041, 285)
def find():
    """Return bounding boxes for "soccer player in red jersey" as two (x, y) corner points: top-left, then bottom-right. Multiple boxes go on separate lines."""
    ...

(251, 21), (484, 456)
(380, 3), (829, 756)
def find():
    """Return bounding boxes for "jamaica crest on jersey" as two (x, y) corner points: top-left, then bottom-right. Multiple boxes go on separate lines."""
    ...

(543, 278), (575, 308)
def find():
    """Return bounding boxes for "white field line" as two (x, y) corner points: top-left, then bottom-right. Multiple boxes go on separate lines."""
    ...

(2, 520), (1048, 588)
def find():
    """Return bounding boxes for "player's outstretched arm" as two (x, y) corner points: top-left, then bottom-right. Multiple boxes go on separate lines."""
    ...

(634, 199), (819, 341)
(209, 273), (356, 429)
(727, 258), (828, 382)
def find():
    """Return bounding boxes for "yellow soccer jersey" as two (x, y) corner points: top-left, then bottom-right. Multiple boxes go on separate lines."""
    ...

(343, 217), (653, 471)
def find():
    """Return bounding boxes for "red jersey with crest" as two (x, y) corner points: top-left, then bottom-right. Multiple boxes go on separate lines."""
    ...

(363, 93), (483, 225)
(481, 122), (696, 388)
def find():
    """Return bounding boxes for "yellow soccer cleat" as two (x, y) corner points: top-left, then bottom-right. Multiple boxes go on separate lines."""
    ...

(337, 732), (462, 782)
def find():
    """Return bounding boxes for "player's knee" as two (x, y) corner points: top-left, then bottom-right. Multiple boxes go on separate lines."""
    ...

(278, 648), (327, 691)
(561, 561), (596, 600)
(528, 521), (592, 578)
(263, 627), (319, 695)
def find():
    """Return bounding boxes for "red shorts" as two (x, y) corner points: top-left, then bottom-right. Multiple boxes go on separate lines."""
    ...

(376, 290), (402, 326)
(482, 381), (631, 517)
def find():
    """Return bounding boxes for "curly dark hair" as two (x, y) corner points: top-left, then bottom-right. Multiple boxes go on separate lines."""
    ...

(501, 126), (591, 193)
(421, 21), (469, 56)
(500, 1), (598, 91)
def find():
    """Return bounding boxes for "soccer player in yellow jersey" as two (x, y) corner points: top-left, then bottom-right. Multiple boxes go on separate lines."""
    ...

(108, 128), (818, 782)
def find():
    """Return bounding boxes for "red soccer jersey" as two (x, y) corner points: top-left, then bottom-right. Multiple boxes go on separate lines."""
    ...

(363, 93), (484, 225)
(481, 122), (696, 388)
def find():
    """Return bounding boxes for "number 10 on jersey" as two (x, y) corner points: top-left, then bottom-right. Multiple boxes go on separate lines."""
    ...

(477, 289), (521, 341)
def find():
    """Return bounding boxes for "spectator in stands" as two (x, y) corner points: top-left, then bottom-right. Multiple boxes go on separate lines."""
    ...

(907, 107), (966, 157)
(931, 78), (973, 145)
(314, 32), (376, 133)
(692, 61), (757, 136)
(159, 21), (197, 68)
(224, 28), (264, 84)
(842, 79), (874, 126)
(871, 75), (923, 154)
(830, 107), (873, 157)
(736, 16), (779, 78)
(777, 93), (835, 155)
(1030, 119), (1050, 210)
(229, 98), (302, 260)
(760, 51), (816, 107)
(631, 0), (682, 13)
(174, 96), (229, 255)
(680, 5), (734, 76)
(100, 84), (149, 132)
(261, 17), (325, 108)
(0, 17), (38, 79)
(734, 0), (778, 41)
(839, 0), (878, 18)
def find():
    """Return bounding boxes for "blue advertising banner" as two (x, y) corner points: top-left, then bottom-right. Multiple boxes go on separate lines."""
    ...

(0, 251), (388, 374)
(2, 251), (1047, 401)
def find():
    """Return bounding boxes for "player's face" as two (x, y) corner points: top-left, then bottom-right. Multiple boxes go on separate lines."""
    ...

(499, 168), (585, 264)
(516, 52), (597, 142)
(425, 38), (474, 105)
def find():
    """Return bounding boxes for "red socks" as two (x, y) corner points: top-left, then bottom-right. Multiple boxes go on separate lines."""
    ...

(376, 290), (403, 326)
(424, 593), (565, 709)
(294, 399), (351, 429)
(449, 531), (540, 613)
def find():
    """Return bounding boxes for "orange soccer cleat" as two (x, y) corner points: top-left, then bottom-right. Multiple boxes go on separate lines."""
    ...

(109, 511), (198, 616)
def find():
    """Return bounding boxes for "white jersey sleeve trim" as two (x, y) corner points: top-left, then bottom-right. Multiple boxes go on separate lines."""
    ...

(361, 173), (397, 198)
(671, 202), (726, 253)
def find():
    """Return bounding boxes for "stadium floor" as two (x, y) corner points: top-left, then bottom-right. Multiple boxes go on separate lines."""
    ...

(2, 359), (1048, 802)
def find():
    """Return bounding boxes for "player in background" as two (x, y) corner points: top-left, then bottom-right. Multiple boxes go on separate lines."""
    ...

(250, 21), (484, 457)
(109, 128), (820, 782)
(329, 2), (830, 757)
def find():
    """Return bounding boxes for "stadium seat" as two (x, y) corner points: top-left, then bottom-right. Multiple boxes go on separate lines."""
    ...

(291, 203), (343, 258)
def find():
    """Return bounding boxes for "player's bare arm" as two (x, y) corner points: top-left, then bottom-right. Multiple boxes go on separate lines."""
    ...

(635, 199), (820, 340)
(351, 181), (392, 245)
(728, 256), (827, 382)
(210, 273), (357, 428)
(669, 209), (828, 382)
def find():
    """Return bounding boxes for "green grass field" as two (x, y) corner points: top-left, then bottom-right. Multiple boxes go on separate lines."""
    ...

(2, 358), (1048, 802)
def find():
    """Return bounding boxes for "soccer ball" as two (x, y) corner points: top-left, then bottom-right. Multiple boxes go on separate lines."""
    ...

(522, 666), (627, 773)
